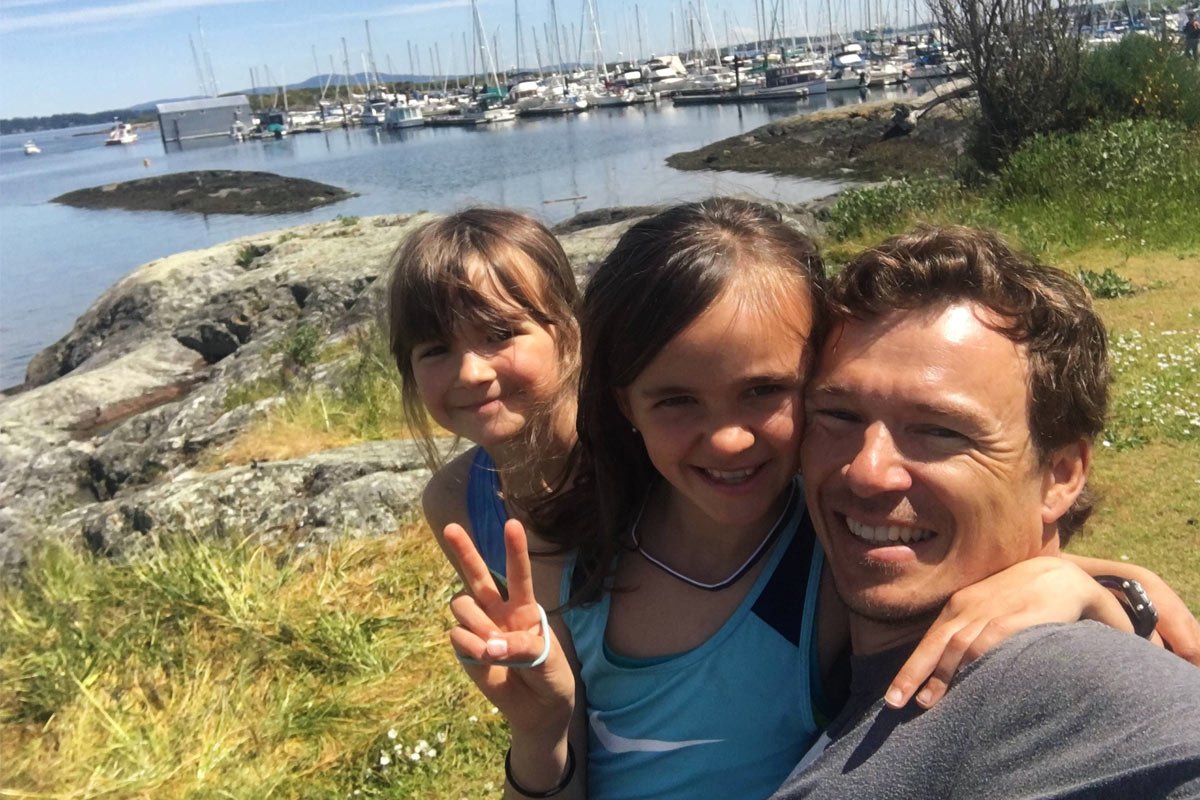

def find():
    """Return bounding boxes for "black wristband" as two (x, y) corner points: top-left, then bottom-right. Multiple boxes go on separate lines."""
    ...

(505, 742), (576, 798)
(1094, 575), (1158, 638)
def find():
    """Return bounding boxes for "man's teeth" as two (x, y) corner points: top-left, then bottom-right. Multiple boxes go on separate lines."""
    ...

(704, 467), (757, 484)
(846, 518), (934, 544)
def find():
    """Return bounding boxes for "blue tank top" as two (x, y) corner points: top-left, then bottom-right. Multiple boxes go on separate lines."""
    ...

(561, 478), (825, 800)
(466, 448), (508, 579)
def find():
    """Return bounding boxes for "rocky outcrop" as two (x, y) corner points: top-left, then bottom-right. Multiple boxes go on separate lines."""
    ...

(666, 82), (975, 182)
(0, 210), (646, 569)
(56, 440), (451, 558)
(52, 170), (355, 215)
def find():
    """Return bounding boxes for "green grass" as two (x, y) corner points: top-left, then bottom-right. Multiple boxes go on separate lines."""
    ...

(825, 118), (1200, 260)
(0, 528), (511, 797)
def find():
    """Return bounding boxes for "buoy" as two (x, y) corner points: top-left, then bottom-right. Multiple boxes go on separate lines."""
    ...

(143, 158), (151, 168)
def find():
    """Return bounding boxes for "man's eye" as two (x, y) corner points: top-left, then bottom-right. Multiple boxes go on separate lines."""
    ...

(922, 426), (967, 441)
(815, 408), (860, 423)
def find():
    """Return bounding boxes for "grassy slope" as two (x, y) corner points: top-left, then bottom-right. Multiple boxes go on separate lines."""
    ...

(1061, 250), (1200, 612)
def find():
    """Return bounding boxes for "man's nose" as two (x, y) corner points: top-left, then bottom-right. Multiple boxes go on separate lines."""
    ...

(845, 422), (911, 496)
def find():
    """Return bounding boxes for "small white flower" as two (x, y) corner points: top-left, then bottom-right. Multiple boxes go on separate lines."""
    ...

(468, 715), (479, 723)
(1120, 554), (1131, 561)
(436, 731), (447, 744)
(484, 782), (496, 792)
(379, 753), (391, 767)
(387, 728), (398, 740)
(417, 739), (429, 751)
(489, 706), (499, 715)
(428, 748), (438, 757)
(410, 752), (421, 762)
(394, 743), (403, 754)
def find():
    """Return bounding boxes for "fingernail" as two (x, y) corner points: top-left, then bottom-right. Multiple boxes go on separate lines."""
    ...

(885, 688), (904, 708)
(485, 638), (509, 658)
(916, 689), (933, 706)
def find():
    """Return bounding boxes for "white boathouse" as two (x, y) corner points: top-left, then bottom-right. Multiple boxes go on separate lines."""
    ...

(156, 96), (252, 146)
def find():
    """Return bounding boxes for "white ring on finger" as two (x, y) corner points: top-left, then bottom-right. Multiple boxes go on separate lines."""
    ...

(456, 603), (551, 669)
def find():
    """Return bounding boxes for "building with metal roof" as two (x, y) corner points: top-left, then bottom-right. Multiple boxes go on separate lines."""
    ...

(156, 95), (252, 146)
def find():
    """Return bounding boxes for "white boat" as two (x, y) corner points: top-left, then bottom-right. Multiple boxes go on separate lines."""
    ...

(23, 140), (41, 155)
(359, 101), (388, 126)
(866, 62), (908, 86)
(482, 106), (517, 123)
(826, 68), (870, 91)
(385, 103), (426, 129)
(105, 119), (138, 145)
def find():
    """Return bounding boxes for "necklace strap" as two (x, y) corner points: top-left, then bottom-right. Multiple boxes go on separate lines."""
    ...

(630, 479), (798, 592)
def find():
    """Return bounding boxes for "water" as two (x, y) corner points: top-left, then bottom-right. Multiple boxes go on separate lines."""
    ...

(0, 86), (921, 388)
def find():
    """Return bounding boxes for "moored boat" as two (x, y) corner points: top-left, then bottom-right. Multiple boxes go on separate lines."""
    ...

(23, 140), (41, 155)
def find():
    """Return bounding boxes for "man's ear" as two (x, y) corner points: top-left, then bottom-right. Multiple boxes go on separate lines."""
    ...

(1041, 439), (1091, 525)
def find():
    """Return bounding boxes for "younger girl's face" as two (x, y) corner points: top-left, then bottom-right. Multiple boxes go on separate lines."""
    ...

(618, 288), (813, 537)
(411, 303), (561, 450)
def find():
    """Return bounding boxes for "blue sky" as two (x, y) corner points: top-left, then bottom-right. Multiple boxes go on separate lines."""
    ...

(0, 0), (889, 118)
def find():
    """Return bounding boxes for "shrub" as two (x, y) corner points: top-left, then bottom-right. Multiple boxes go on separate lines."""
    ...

(826, 177), (956, 241)
(281, 322), (322, 369)
(1078, 267), (1135, 299)
(235, 242), (273, 268)
(988, 119), (1200, 251)
(1073, 36), (1200, 128)
(932, 0), (1087, 170)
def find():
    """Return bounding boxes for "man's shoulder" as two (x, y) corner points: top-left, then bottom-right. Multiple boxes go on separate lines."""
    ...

(959, 620), (1200, 711)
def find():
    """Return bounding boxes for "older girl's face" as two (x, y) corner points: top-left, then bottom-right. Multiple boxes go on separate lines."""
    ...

(617, 289), (813, 538)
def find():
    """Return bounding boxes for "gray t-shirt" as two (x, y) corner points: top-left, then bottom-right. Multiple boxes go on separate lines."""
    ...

(772, 621), (1200, 799)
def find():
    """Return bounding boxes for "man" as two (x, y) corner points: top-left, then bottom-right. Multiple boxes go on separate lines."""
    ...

(772, 227), (1200, 799)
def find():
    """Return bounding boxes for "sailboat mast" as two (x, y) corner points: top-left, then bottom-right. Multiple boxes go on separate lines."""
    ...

(189, 35), (208, 97)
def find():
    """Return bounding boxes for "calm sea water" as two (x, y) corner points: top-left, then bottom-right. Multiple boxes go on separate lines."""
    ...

(0, 86), (922, 388)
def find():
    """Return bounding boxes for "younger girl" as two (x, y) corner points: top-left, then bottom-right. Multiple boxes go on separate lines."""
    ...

(387, 208), (580, 579)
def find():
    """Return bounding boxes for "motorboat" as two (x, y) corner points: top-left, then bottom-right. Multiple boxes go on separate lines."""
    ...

(105, 119), (138, 145)
(751, 63), (828, 97)
(385, 103), (426, 129)
(23, 140), (41, 155)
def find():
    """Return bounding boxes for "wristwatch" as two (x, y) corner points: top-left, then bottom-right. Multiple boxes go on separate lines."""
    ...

(1094, 575), (1158, 638)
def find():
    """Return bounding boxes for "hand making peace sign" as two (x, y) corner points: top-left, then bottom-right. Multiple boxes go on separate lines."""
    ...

(444, 519), (576, 738)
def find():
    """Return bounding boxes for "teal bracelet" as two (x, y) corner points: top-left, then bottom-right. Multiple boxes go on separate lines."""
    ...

(456, 603), (551, 669)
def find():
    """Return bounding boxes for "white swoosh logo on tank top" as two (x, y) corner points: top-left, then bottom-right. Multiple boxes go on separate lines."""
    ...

(589, 711), (723, 753)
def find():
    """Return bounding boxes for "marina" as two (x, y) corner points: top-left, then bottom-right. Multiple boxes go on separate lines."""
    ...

(0, 83), (932, 389)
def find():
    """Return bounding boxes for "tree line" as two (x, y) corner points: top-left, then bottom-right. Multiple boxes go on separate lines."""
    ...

(1, 109), (156, 136)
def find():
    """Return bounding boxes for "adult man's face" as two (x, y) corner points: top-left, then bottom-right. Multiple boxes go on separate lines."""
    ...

(801, 303), (1083, 627)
